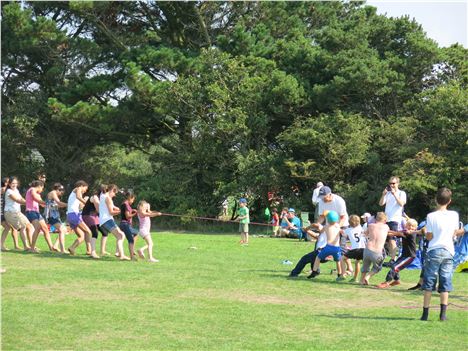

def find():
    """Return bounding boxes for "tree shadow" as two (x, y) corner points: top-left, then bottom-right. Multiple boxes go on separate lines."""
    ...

(318, 313), (415, 321)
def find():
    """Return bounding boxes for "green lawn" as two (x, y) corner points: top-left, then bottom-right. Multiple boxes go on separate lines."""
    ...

(2, 233), (467, 350)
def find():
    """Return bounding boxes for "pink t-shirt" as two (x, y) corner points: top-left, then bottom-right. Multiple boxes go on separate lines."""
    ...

(25, 188), (40, 212)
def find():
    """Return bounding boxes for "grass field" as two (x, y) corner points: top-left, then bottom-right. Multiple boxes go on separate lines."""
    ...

(2, 232), (467, 350)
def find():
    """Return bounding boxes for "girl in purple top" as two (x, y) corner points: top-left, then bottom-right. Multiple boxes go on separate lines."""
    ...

(27, 180), (56, 252)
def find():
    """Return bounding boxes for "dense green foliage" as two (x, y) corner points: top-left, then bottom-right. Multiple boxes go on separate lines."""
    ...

(2, 233), (468, 350)
(2, 1), (467, 221)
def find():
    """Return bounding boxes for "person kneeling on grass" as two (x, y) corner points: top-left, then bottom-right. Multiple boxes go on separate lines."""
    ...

(136, 201), (161, 263)
(360, 212), (389, 285)
(377, 218), (421, 289)
(309, 210), (345, 282)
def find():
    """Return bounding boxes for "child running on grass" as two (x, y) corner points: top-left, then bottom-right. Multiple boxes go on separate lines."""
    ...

(136, 200), (161, 262)
(421, 187), (464, 321)
(377, 218), (421, 289)
(309, 210), (345, 281)
(238, 198), (249, 245)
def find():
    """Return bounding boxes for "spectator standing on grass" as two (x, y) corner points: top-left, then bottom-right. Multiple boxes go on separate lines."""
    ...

(271, 208), (280, 237)
(312, 182), (324, 222)
(379, 176), (407, 264)
(421, 187), (464, 321)
(238, 198), (249, 245)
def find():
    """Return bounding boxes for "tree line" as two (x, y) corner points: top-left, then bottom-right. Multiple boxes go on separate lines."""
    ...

(2, 1), (467, 222)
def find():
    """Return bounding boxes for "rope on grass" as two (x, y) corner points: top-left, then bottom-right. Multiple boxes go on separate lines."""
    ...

(159, 212), (275, 227)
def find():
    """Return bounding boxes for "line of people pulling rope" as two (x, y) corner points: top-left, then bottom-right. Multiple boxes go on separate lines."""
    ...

(1, 177), (160, 262)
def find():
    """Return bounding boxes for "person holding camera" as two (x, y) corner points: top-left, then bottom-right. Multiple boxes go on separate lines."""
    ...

(379, 176), (407, 264)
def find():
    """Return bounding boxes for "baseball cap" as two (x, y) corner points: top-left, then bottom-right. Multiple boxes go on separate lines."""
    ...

(239, 198), (247, 203)
(318, 186), (331, 197)
(288, 208), (295, 213)
(361, 212), (371, 219)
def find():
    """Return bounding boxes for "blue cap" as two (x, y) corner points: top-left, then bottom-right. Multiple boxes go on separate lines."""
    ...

(288, 208), (295, 212)
(239, 198), (247, 203)
(326, 210), (339, 223)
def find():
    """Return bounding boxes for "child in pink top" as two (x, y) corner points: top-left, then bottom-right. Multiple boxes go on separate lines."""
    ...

(27, 180), (55, 252)
(136, 200), (161, 263)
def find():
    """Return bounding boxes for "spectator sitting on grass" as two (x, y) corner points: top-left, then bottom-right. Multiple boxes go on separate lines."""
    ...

(279, 208), (301, 238)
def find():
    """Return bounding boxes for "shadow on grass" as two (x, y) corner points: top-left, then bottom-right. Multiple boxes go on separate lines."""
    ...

(318, 313), (415, 321)
(1, 249), (119, 262)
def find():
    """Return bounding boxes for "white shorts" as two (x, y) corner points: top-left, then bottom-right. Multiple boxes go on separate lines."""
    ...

(139, 230), (150, 238)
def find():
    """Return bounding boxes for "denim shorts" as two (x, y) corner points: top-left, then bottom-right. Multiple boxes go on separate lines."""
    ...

(119, 221), (138, 244)
(25, 211), (44, 222)
(101, 219), (117, 232)
(318, 244), (342, 262)
(48, 217), (62, 226)
(422, 248), (453, 293)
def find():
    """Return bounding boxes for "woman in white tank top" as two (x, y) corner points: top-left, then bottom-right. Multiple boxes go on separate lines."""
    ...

(66, 180), (92, 256)
(99, 184), (130, 261)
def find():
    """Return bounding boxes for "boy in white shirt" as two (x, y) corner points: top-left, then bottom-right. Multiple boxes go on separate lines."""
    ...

(343, 215), (365, 282)
(421, 187), (464, 321)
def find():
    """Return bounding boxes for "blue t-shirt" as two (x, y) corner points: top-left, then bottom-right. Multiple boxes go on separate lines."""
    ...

(281, 216), (301, 234)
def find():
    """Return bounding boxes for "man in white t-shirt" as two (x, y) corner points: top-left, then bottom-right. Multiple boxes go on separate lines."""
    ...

(315, 186), (349, 227)
(421, 187), (464, 322)
(311, 182), (323, 221)
(379, 176), (406, 262)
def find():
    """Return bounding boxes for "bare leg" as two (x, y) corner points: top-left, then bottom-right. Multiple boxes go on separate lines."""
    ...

(244, 232), (249, 244)
(58, 226), (67, 253)
(389, 240), (397, 260)
(30, 220), (43, 252)
(11, 228), (19, 249)
(146, 235), (158, 262)
(1, 222), (11, 250)
(26, 223), (34, 247)
(354, 261), (360, 280)
(100, 235), (109, 255)
(336, 261), (342, 275)
(112, 228), (129, 260)
(39, 220), (55, 251)
(68, 227), (85, 255)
